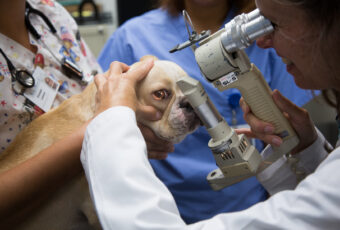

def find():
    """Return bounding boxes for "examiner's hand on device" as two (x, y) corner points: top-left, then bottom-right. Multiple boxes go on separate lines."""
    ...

(238, 89), (317, 154)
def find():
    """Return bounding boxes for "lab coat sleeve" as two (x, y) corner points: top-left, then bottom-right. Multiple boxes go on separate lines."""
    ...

(81, 107), (187, 230)
(257, 128), (331, 195)
(81, 107), (339, 230)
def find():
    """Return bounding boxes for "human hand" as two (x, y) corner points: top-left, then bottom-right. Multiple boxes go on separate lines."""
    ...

(133, 76), (174, 160)
(237, 89), (317, 154)
(94, 60), (154, 115)
(134, 81), (174, 160)
(94, 60), (174, 159)
(137, 123), (175, 160)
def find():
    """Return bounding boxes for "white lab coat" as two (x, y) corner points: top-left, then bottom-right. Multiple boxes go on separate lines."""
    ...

(81, 107), (340, 230)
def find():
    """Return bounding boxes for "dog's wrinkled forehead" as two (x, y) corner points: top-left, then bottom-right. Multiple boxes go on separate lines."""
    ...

(138, 60), (188, 92)
(153, 60), (188, 80)
(129, 59), (186, 83)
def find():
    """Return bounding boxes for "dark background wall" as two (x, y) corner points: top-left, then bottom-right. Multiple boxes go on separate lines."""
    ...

(117, 0), (157, 25)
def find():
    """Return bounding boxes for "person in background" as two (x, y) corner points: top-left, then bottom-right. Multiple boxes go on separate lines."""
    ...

(0, 0), (161, 225)
(97, 0), (315, 223)
(82, 0), (340, 228)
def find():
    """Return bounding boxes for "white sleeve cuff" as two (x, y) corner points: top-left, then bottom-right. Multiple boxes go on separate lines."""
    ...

(257, 128), (331, 195)
(294, 128), (331, 174)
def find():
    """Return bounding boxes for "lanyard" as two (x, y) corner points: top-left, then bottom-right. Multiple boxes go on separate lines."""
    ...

(25, 1), (88, 85)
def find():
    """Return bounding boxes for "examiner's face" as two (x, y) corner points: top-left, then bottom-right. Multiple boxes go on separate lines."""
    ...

(255, 0), (337, 90)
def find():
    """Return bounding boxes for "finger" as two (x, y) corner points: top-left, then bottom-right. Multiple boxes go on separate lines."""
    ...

(236, 129), (282, 147)
(147, 152), (169, 160)
(126, 59), (154, 83)
(145, 137), (174, 152)
(235, 128), (256, 138)
(241, 96), (276, 134)
(107, 61), (130, 77)
(94, 73), (106, 91)
(136, 104), (162, 121)
(235, 128), (282, 146)
(243, 109), (275, 134)
(272, 90), (306, 121)
(239, 97), (250, 114)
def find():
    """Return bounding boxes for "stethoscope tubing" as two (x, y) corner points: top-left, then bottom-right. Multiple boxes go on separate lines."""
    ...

(24, 1), (85, 82)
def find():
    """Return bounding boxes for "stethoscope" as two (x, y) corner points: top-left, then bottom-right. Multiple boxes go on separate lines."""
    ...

(25, 1), (85, 83)
(0, 2), (88, 93)
(0, 48), (35, 89)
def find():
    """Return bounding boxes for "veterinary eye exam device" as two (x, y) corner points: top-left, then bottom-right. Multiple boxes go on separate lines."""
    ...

(172, 9), (299, 190)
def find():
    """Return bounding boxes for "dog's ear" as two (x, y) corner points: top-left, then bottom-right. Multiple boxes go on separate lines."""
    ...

(129, 55), (157, 73)
(140, 55), (158, 62)
(129, 55), (158, 72)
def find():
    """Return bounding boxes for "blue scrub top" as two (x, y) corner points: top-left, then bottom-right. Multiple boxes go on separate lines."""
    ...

(98, 8), (315, 224)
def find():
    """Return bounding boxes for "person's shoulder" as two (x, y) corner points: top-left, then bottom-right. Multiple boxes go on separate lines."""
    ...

(29, 0), (80, 36)
(118, 8), (172, 31)
(28, 0), (76, 24)
(28, 0), (66, 11)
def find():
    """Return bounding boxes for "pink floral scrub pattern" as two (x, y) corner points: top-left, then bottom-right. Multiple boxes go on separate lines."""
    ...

(0, 0), (102, 152)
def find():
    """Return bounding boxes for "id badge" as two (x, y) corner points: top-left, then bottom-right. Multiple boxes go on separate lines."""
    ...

(24, 66), (60, 112)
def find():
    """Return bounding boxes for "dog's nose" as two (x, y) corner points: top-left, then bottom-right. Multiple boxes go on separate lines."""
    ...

(179, 99), (193, 112)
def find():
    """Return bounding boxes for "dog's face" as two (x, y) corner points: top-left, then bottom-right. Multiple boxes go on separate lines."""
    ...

(135, 59), (201, 143)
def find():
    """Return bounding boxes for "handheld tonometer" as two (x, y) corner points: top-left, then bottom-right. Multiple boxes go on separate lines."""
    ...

(171, 9), (299, 190)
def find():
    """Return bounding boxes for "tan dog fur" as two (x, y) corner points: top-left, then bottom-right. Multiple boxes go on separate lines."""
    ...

(0, 56), (200, 229)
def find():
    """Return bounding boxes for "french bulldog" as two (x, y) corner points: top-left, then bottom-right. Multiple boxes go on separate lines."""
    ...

(0, 56), (201, 229)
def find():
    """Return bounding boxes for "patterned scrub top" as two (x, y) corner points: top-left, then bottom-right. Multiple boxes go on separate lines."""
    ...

(0, 0), (102, 153)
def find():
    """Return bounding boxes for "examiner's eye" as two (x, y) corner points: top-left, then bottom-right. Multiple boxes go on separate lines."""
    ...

(152, 89), (171, 100)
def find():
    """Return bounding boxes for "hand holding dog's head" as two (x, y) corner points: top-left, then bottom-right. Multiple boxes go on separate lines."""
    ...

(94, 59), (154, 116)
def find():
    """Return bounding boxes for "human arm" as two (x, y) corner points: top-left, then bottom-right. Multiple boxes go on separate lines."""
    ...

(81, 60), (339, 229)
(256, 127), (331, 195)
(81, 106), (340, 230)
(95, 60), (174, 159)
(0, 121), (87, 224)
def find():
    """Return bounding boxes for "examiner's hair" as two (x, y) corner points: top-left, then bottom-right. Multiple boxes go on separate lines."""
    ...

(157, 0), (256, 16)
(274, 0), (340, 113)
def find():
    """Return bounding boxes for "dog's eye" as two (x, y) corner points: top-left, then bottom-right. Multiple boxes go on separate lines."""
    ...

(152, 89), (171, 100)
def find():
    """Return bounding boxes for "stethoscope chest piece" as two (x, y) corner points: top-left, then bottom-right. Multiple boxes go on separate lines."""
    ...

(14, 69), (35, 88)
(0, 48), (36, 94)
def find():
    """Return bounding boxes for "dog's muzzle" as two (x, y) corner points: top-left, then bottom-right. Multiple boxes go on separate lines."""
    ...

(178, 98), (202, 128)
(179, 98), (194, 112)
